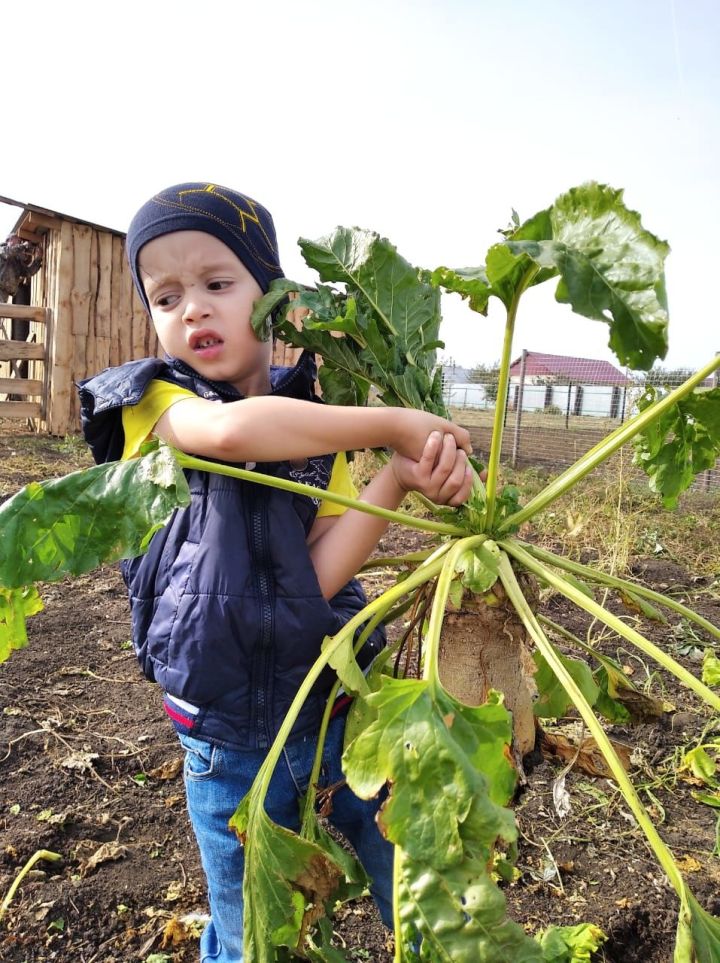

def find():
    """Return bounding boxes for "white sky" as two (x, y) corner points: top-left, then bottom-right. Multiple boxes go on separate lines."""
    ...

(2, 0), (718, 372)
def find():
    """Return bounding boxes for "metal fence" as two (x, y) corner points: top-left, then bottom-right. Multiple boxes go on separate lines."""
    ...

(444, 354), (720, 493)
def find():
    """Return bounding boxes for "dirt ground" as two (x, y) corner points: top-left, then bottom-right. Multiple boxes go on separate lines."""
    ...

(1, 428), (719, 962)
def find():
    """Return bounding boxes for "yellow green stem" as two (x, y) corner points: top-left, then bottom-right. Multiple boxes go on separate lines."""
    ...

(174, 450), (466, 537)
(0, 850), (62, 922)
(497, 552), (687, 897)
(519, 541), (720, 643)
(485, 288), (524, 529)
(422, 534), (488, 682)
(253, 552), (449, 799)
(304, 599), (397, 842)
(501, 539), (720, 714)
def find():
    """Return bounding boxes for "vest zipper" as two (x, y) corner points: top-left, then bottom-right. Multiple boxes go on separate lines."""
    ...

(250, 489), (274, 749)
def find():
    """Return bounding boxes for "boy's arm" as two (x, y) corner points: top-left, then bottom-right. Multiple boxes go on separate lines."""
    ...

(153, 396), (471, 464)
(307, 432), (472, 600)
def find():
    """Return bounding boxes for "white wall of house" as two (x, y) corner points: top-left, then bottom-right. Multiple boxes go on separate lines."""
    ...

(509, 382), (624, 417)
(446, 379), (627, 417)
(444, 382), (493, 409)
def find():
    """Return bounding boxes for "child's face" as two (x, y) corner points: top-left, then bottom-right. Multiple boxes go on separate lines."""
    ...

(139, 230), (272, 395)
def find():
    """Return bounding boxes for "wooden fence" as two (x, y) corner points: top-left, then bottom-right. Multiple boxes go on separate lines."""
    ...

(0, 303), (51, 422)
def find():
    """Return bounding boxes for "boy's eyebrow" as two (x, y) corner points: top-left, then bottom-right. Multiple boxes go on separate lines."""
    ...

(141, 260), (240, 291)
(141, 271), (170, 291)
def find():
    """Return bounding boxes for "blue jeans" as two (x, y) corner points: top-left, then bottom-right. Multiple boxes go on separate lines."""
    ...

(180, 712), (394, 962)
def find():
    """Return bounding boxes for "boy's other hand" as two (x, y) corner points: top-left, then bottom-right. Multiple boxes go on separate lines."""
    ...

(391, 431), (473, 507)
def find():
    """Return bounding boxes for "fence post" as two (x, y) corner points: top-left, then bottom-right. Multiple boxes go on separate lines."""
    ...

(511, 349), (527, 468)
(565, 380), (572, 429)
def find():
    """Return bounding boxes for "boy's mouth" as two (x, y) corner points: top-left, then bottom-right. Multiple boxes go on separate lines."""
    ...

(190, 331), (224, 352)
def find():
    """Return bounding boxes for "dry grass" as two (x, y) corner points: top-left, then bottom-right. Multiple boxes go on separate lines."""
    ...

(502, 457), (720, 580)
(449, 406), (620, 434)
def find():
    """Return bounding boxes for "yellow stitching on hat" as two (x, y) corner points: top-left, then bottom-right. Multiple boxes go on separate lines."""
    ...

(177, 185), (275, 252)
(152, 195), (282, 271)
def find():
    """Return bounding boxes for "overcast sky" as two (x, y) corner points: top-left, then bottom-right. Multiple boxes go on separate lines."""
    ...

(2, 0), (717, 372)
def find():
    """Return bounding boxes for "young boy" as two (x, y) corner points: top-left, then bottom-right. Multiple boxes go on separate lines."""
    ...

(78, 182), (472, 962)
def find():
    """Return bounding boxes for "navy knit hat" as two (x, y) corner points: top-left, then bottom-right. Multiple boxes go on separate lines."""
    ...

(126, 182), (284, 314)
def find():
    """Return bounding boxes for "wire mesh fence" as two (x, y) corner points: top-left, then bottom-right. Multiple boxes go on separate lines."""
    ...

(443, 351), (720, 494)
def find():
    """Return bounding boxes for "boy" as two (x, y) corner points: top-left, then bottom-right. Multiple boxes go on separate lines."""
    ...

(78, 182), (472, 962)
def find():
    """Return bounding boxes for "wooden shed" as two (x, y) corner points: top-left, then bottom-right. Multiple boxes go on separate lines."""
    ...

(0, 196), (159, 436)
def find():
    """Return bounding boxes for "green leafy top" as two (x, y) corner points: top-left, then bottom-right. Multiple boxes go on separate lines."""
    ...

(251, 227), (447, 413)
(0, 445), (189, 591)
(434, 183), (670, 371)
(0, 446), (190, 664)
(633, 385), (720, 507)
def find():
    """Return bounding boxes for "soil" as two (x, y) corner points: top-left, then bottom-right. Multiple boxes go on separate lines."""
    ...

(1, 429), (719, 962)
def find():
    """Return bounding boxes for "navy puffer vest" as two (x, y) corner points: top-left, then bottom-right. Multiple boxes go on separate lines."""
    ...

(77, 351), (384, 749)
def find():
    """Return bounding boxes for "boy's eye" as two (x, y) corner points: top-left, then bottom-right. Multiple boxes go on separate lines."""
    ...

(207, 279), (231, 291)
(156, 293), (179, 307)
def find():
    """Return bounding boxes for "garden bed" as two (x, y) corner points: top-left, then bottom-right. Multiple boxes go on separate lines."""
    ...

(1, 429), (718, 962)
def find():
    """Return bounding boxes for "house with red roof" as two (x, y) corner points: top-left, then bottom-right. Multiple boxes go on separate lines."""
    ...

(508, 352), (631, 386)
(508, 351), (631, 418)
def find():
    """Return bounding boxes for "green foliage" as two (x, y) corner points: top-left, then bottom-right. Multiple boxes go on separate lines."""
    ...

(676, 892), (720, 963)
(703, 649), (720, 686)
(0, 586), (43, 662)
(455, 540), (500, 594)
(682, 745), (719, 786)
(432, 184), (669, 370)
(430, 265), (493, 314)
(591, 667), (632, 724)
(251, 227), (447, 414)
(513, 184), (669, 369)
(0, 445), (190, 661)
(491, 484), (522, 532)
(395, 850), (542, 962)
(532, 650), (600, 719)
(228, 795), (363, 962)
(619, 588), (668, 623)
(633, 386), (720, 507)
(343, 680), (540, 960)
(0, 444), (189, 591)
(537, 922), (607, 962)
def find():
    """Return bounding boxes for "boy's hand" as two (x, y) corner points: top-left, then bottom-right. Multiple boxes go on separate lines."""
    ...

(390, 431), (473, 507)
(391, 411), (472, 462)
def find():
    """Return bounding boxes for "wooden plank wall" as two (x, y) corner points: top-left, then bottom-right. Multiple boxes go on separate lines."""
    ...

(30, 222), (159, 435)
(271, 340), (303, 368)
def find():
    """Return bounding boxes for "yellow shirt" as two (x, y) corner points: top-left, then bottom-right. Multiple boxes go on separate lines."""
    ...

(120, 379), (356, 517)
